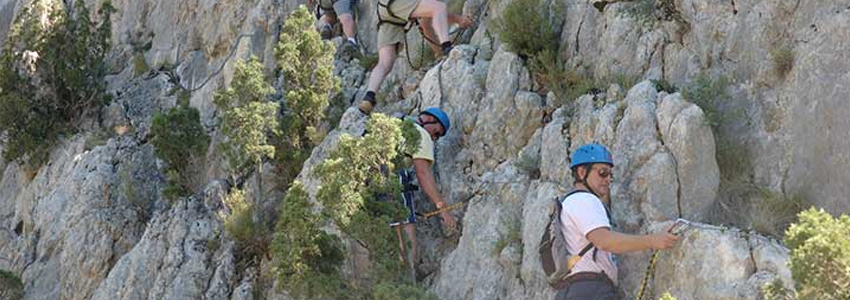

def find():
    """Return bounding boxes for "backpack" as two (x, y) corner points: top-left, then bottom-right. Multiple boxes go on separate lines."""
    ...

(538, 191), (595, 288)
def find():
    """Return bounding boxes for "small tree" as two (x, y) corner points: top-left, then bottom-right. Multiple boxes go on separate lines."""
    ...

(0, 0), (114, 167)
(273, 114), (423, 299)
(213, 58), (279, 222)
(274, 5), (340, 189)
(150, 91), (209, 200)
(0, 269), (23, 300)
(272, 181), (346, 299)
(782, 208), (850, 300)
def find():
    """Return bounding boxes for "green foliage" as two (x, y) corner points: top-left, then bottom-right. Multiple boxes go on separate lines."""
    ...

(566, 70), (602, 102)
(651, 78), (678, 93)
(274, 5), (340, 189)
(783, 208), (850, 300)
(657, 292), (678, 300)
(223, 188), (269, 263)
(0, 269), (23, 300)
(762, 279), (795, 300)
(492, 213), (522, 256)
(373, 282), (439, 300)
(0, 0), (115, 167)
(771, 46), (794, 78)
(358, 54), (379, 70)
(151, 94), (209, 200)
(309, 114), (420, 297)
(619, 0), (656, 28)
(213, 58), (279, 181)
(495, 0), (559, 59)
(132, 53), (150, 77)
(711, 184), (807, 239)
(529, 49), (569, 103)
(273, 182), (346, 299)
(681, 75), (730, 130)
(608, 73), (640, 91)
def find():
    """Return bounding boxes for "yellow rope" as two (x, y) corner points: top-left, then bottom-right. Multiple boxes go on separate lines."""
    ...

(635, 250), (660, 300)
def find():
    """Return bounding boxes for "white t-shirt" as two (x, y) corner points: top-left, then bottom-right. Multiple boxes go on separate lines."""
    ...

(560, 192), (618, 284)
(410, 123), (434, 162)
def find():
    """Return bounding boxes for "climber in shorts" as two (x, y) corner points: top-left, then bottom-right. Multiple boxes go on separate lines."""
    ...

(357, 0), (472, 115)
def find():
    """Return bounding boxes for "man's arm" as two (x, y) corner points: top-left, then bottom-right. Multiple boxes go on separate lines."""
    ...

(586, 227), (679, 254)
(413, 158), (456, 229)
(448, 13), (472, 27)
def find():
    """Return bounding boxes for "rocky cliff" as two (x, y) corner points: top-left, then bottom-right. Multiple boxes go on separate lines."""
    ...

(2, 0), (847, 299)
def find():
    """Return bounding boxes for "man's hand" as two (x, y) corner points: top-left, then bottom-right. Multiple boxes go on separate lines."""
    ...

(440, 211), (457, 236)
(457, 15), (473, 28)
(650, 225), (681, 250)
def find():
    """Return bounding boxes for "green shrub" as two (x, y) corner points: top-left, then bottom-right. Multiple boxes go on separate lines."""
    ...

(0, 269), (23, 300)
(771, 46), (794, 78)
(150, 91), (209, 201)
(681, 75), (730, 130)
(272, 182), (346, 299)
(132, 53), (150, 77)
(783, 208), (850, 300)
(515, 150), (540, 179)
(566, 70), (602, 102)
(762, 278), (795, 300)
(492, 214), (522, 257)
(709, 183), (806, 239)
(651, 78), (677, 93)
(358, 54), (380, 70)
(529, 49), (569, 103)
(273, 5), (340, 190)
(214, 58), (279, 224)
(618, 0), (656, 28)
(312, 114), (420, 297)
(223, 188), (269, 264)
(0, 0), (114, 167)
(657, 292), (678, 300)
(495, 0), (559, 59)
(373, 282), (439, 300)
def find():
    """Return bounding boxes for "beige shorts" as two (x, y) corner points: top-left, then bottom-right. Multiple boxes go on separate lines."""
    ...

(377, 0), (422, 48)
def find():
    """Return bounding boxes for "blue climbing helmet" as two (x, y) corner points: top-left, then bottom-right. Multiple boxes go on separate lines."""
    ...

(420, 107), (451, 134)
(569, 143), (614, 169)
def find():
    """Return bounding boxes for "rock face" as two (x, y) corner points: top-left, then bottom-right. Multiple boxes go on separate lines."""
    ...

(7, 0), (846, 299)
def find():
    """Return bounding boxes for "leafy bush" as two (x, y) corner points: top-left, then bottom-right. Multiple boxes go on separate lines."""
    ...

(0, 269), (23, 300)
(495, 0), (559, 59)
(273, 5), (340, 190)
(529, 49), (569, 103)
(151, 91), (209, 200)
(771, 46), (794, 78)
(681, 75), (730, 130)
(783, 208), (850, 300)
(709, 183), (806, 238)
(272, 182), (346, 299)
(651, 78), (677, 93)
(619, 0), (656, 27)
(214, 58), (279, 181)
(0, 0), (114, 167)
(275, 114), (421, 298)
(223, 188), (269, 264)
(373, 282), (439, 300)
(657, 292), (678, 300)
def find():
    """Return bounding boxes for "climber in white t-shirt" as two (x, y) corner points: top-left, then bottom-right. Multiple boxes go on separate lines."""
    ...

(555, 143), (680, 300)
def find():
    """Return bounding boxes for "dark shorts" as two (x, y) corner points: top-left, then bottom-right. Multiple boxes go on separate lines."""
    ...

(398, 168), (417, 224)
(554, 273), (619, 300)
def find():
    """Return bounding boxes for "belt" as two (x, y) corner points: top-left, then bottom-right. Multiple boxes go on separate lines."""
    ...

(554, 272), (615, 290)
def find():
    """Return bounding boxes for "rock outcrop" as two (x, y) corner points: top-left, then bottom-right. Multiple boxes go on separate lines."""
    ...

(7, 0), (848, 299)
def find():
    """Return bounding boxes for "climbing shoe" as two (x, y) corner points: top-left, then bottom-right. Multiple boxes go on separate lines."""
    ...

(358, 100), (375, 115)
(341, 39), (362, 57)
(319, 23), (333, 40)
(441, 41), (453, 57)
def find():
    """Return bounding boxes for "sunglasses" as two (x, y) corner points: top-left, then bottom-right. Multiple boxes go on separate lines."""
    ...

(592, 167), (614, 180)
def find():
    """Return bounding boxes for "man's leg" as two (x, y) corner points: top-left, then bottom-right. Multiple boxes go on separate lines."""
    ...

(401, 223), (417, 280)
(359, 45), (397, 114)
(409, 0), (450, 43)
(338, 13), (357, 40)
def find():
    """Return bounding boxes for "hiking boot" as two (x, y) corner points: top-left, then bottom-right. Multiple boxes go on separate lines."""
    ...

(358, 100), (374, 115)
(341, 39), (362, 57)
(319, 23), (333, 40)
(593, 0), (609, 13)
